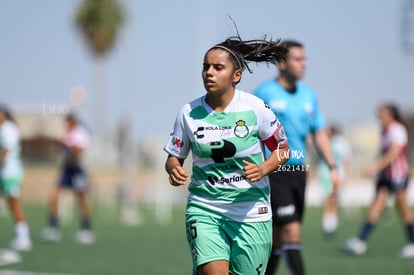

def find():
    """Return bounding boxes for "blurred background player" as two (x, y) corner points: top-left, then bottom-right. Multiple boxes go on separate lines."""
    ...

(41, 112), (95, 245)
(317, 124), (352, 237)
(254, 40), (340, 275)
(0, 104), (32, 251)
(343, 103), (414, 258)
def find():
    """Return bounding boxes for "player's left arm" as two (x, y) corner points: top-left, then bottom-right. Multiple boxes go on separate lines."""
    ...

(243, 139), (289, 183)
(0, 148), (7, 165)
(310, 92), (340, 194)
(243, 105), (289, 182)
(0, 127), (16, 165)
(342, 140), (353, 184)
(363, 143), (404, 178)
(313, 129), (340, 194)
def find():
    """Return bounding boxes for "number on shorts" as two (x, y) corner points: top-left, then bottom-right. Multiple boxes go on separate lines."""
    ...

(256, 263), (263, 274)
(187, 220), (197, 240)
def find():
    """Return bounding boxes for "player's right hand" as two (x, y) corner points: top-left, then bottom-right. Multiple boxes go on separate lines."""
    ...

(168, 166), (188, 186)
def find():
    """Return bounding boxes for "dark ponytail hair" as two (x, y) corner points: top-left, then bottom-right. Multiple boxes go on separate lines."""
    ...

(208, 17), (287, 71)
(383, 103), (408, 130)
(0, 104), (16, 124)
(381, 103), (411, 145)
(209, 35), (288, 76)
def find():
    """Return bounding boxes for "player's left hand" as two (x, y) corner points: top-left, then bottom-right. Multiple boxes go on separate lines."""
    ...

(362, 164), (377, 178)
(330, 168), (341, 196)
(242, 160), (263, 183)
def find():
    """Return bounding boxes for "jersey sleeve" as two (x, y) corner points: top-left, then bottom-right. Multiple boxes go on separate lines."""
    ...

(1, 123), (19, 151)
(389, 124), (408, 146)
(163, 107), (191, 159)
(256, 99), (288, 151)
(74, 127), (90, 149)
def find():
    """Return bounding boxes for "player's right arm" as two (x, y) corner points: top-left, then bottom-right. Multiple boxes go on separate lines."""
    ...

(163, 106), (191, 186)
(0, 148), (7, 165)
(165, 155), (188, 186)
(0, 125), (16, 165)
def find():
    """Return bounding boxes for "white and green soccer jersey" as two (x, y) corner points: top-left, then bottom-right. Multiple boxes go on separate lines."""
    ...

(164, 90), (286, 222)
(0, 121), (23, 180)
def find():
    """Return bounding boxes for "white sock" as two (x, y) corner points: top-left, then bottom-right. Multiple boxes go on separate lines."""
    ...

(322, 214), (338, 234)
(15, 221), (30, 240)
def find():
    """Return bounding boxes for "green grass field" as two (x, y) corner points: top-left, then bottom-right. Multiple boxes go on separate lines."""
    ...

(1, 204), (414, 275)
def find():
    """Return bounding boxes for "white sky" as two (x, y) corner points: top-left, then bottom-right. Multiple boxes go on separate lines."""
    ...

(1, 0), (414, 139)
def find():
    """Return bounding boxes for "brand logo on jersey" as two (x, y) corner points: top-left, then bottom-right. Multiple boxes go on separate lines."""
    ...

(234, 120), (249, 138)
(207, 175), (219, 185)
(219, 174), (247, 184)
(207, 174), (247, 185)
(171, 136), (183, 148)
(258, 207), (268, 214)
(193, 127), (205, 139)
(205, 126), (232, 130)
(275, 122), (286, 143)
(193, 126), (233, 139)
(210, 140), (236, 163)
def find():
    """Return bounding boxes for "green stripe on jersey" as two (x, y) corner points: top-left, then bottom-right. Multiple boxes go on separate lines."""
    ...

(188, 183), (270, 203)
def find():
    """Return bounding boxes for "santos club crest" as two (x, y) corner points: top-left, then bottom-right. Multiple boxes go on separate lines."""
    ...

(234, 120), (249, 138)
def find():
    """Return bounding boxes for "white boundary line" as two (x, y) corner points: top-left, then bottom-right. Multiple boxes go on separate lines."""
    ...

(0, 250), (21, 267)
(0, 271), (77, 275)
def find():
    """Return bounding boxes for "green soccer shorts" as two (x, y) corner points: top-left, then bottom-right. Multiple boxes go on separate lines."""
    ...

(186, 213), (272, 275)
(0, 176), (22, 197)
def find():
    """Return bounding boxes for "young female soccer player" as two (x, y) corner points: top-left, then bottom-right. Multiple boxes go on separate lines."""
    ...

(0, 104), (32, 251)
(163, 35), (290, 274)
(344, 103), (414, 258)
(41, 113), (94, 245)
(317, 125), (352, 237)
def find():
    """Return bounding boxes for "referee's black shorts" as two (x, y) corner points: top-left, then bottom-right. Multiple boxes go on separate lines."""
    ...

(268, 170), (307, 226)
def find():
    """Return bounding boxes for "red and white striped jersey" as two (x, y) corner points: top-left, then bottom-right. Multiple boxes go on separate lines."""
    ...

(379, 121), (409, 183)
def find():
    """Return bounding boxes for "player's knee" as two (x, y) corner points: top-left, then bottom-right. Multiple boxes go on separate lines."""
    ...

(281, 222), (301, 242)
